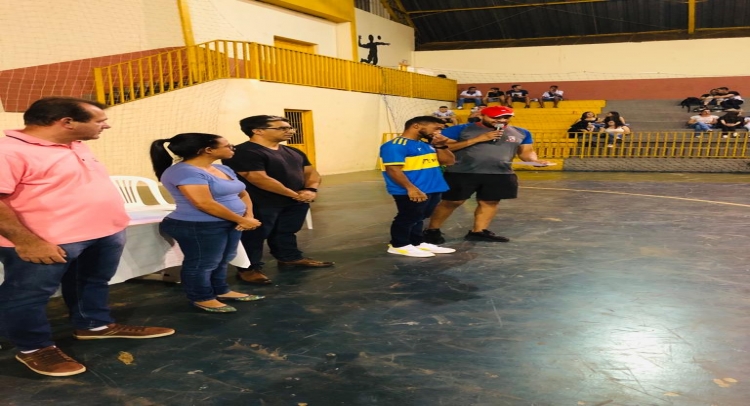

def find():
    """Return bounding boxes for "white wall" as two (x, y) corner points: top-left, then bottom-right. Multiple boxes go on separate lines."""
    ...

(215, 81), (436, 174)
(414, 37), (750, 82)
(0, 0), (183, 69)
(0, 81), (439, 178)
(188, 0), (340, 57)
(354, 9), (414, 68)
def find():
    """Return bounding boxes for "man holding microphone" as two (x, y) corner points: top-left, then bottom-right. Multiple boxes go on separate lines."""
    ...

(421, 106), (549, 244)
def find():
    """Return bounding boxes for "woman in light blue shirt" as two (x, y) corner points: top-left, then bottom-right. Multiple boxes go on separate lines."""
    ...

(150, 133), (264, 313)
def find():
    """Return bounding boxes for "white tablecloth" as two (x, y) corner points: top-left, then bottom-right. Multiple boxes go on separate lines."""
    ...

(0, 206), (251, 284)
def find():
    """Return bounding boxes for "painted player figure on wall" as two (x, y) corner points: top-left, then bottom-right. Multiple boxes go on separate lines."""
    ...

(359, 34), (390, 65)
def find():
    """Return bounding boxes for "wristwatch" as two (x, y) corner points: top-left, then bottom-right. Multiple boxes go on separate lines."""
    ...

(303, 187), (318, 192)
(433, 145), (449, 149)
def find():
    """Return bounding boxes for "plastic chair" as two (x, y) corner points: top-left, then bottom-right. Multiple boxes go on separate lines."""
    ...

(110, 176), (312, 228)
(109, 176), (175, 210)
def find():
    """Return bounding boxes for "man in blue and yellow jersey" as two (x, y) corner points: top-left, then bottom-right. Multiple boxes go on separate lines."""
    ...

(423, 106), (549, 244)
(379, 116), (457, 258)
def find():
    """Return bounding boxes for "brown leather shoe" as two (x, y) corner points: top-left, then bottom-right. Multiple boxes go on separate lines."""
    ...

(237, 269), (272, 285)
(16, 346), (86, 377)
(73, 324), (175, 340)
(277, 258), (335, 268)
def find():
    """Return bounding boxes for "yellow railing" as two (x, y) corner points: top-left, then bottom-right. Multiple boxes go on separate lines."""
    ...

(381, 131), (750, 159)
(564, 132), (750, 158)
(93, 40), (457, 106)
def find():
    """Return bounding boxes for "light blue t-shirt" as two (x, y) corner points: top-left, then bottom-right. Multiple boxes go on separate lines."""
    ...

(160, 163), (246, 222)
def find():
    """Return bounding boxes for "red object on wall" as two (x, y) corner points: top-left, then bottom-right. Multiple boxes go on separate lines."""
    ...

(0, 48), (179, 112)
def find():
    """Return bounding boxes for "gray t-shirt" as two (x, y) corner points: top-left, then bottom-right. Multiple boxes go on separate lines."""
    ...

(442, 123), (533, 174)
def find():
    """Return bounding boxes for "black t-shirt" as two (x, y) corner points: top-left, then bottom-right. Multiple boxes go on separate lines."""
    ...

(223, 141), (311, 207)
(487, 90), (504, 98)
(508, 89), (529, 98)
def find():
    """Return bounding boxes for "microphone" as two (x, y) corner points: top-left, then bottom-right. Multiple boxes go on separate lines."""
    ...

(493, 123), (506, 143)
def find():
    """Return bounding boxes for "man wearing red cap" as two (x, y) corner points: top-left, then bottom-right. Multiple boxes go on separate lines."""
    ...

(422, 106), (548, 243)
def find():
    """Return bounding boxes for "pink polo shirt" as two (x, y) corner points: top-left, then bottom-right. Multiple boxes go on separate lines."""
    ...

(0, 130), (129, 246)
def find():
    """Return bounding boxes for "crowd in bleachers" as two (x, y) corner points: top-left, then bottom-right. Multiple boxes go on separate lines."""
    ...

(446, 84), (750, 144)
(455, 84), (564, 110)
(683, 87), (749, 137)
(565, 111), (630, 147)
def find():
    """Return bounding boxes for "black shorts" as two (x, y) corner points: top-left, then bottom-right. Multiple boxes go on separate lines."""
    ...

(442, 172), (518, 201)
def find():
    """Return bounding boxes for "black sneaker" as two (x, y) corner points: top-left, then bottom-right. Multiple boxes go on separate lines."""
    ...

(422, 228), (445, 244)
(465, 229), (510, 242)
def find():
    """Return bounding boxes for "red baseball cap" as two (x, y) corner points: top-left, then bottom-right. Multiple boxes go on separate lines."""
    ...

(481, 106), (514, 118)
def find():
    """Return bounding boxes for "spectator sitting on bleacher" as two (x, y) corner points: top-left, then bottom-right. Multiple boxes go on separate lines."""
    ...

(456, 87), (482, 110)
(484, 88), (506, 106)
(701, 87), (730, 109)
(538, 85), (564, 108)
(603, 119), (631, 147)
(601, 111), (629, 129)
(468, 104), (488, 123)
(567, 112), (598, 138)
(720, 91), (743, 110)
(718, 110), (744, 138)
(687, 108), (719, 136)
(432, 106), (458, 126)
(507, 84), (531, 108)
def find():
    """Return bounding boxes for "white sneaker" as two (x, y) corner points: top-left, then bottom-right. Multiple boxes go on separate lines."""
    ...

(416, 243), (456, 254)
(387, 244), (435, 257)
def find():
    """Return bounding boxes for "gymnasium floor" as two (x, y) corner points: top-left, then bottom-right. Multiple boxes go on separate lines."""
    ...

(2, 170), (750, 406)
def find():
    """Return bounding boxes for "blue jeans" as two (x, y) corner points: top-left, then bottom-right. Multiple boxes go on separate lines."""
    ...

(238, 203), (309, 270)
(605, 130), (624, 144)
(456, 97), (482, 108)
(390, 193), (442, 247)
(692, 122), (713, 133)
(0, 231), (126, 351)
(159, 218), (240, 302)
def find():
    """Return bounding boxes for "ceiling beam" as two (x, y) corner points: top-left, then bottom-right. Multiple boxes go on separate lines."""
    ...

(420, 29), (683, 46)
(407, 0), (606, 14)
(379, 0), (416, 29)
(417, 26), (750, 50)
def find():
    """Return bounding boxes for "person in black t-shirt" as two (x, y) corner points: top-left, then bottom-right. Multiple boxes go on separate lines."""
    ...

(484, 87), (506, 106)
(223, 115), (333, 284)
(507, 84), (531, 108)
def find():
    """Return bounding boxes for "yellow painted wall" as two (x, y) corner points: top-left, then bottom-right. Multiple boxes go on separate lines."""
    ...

(0, 0), (183, 70)
(414, 37), (750, 82)
(259, 0), (355, 23)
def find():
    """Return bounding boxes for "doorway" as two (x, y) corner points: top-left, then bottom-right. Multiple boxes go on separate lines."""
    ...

(284, 109), (316, 166)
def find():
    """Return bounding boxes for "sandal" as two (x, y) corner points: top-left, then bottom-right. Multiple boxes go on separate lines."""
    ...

(216, 294), (265, 302)
(237, 270), (272, 285)
(192, 302), (237, 313)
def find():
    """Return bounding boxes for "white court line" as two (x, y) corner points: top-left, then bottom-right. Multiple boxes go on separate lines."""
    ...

(523, 186), (750, 208)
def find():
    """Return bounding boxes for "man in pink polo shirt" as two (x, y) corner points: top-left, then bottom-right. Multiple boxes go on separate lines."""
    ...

(0, 97), (175, 377)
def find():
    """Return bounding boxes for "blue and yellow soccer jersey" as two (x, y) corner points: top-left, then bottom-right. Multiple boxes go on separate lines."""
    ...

(379, 137), (449, 195)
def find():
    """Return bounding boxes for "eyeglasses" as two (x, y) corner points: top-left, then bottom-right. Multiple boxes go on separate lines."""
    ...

(260, 126), (295, 131)
(489, 115), (513, 119)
